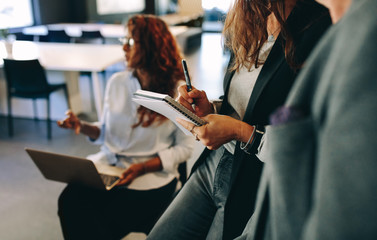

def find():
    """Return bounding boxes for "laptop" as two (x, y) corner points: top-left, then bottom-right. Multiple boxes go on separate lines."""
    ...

(25, 148), (121, 190)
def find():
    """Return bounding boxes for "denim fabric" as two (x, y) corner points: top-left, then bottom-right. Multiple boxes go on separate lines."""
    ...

(147, 146), (234, 240)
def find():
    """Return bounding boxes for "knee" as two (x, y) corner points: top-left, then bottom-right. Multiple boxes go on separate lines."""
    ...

(57, 184), (83, 217)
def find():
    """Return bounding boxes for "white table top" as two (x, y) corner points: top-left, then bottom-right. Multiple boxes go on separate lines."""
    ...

(1, 40), (126, 119)
(22, 23), (188, 39)
(1, 41), (125, 72)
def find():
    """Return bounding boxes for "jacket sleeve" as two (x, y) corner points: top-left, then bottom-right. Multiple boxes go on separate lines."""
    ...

(302, 12), (377, 239)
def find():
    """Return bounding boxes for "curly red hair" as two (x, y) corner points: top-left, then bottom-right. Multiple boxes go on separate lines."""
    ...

(126, 14), (185, 127)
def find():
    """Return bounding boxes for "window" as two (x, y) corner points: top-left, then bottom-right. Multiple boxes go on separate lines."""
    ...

(96, 0), (145, 15)
(202, 0), (234, 12)
(0, 0), (34, 29)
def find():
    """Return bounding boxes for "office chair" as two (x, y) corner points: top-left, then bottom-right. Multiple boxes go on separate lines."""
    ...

(13, 32), (34, 41)
(44, 29), (72, 43)
(178, 161), (187, 186)
(75, 30), (105, 44)
(3, 58), (71, 139)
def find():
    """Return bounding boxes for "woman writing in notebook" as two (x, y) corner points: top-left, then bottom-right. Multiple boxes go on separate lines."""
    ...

(147, 0), (331, 239)
(56, 15), (193, 240)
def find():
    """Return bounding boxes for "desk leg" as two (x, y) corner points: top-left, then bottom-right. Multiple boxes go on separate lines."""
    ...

(64, 71), (83, 114)
(91, 71), (103, 120)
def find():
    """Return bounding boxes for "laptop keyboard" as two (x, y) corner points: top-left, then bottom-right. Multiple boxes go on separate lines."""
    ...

(100, 174), (120, 187)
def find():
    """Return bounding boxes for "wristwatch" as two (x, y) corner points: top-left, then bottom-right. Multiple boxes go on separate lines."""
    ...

(241, 125), (265, 155)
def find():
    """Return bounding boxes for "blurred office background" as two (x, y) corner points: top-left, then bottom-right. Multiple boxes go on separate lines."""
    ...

(0, 0), (233, 239)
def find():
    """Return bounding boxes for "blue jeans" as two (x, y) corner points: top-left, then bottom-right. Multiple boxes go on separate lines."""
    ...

(147, 146), (234, 239)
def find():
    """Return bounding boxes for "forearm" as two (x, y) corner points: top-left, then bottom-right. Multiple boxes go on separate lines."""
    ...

(141, 156), (163, 173)
(118, 156), (163, 186)
(79, 121), (100, 140)
(234, 121), (255, 143)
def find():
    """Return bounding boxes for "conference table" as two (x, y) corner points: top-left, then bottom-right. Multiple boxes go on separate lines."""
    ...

(0, 40), (125, 120)
(1, 24), (194, 120)
(22, 23), (189, 41)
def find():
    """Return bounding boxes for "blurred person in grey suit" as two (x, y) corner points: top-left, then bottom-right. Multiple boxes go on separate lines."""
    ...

(237, 0), (377, 239)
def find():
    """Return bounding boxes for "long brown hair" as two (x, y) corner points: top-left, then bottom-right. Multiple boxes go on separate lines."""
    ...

(223, 0), (312, 71)
(127, 14), (185, 127)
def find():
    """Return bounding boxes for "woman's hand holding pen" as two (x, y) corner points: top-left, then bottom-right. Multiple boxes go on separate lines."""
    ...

(175, 80), (256, 150)
(176, 84), (214, 117)
(177, 114), (252, 150)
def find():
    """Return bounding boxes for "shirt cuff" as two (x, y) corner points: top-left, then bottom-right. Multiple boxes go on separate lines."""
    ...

(157, 136), (194, 173)
(158, 148), (178, 173)
(87, 121), (105, 145)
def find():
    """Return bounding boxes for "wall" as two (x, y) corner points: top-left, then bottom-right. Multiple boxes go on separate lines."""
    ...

(33, 0), (78, 25)
(33, 0), (170, 25)
(85, 0), (156, 24)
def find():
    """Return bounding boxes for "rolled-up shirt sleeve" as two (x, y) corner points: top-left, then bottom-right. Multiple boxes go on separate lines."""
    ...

(157, 129), (195, 173)
(87, 121), (106, 145)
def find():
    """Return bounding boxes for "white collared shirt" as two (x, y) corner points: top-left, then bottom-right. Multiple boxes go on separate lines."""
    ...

(87, 70), (194, 189)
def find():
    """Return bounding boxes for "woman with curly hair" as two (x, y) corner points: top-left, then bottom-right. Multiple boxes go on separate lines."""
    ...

(56, 14), (194, 240)
(147, 0), (331, 239)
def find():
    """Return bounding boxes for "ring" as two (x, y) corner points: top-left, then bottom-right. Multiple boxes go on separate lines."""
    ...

(195, 133), (200, 141)
(190, 125), (196, 133)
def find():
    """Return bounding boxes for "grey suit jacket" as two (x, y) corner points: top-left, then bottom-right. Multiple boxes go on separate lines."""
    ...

(238, 0), (377, 239)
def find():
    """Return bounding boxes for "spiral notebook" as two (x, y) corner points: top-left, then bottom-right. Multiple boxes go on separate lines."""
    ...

(132, 90), (207, 135)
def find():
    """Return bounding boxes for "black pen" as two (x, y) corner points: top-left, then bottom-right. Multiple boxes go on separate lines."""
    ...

(181, 59), (192, 92)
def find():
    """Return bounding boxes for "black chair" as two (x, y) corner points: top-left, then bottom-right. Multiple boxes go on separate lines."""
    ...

(42, 29), (72, 43)
(13, 32), (34, 41)
(178, 161), (187, 186)
(75, 30), (105, 44)
(3, 59), (71, 139)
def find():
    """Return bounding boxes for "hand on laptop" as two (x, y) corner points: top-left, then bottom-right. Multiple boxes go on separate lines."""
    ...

(117, 163), (145, 186)
(57, 110), (81, 134)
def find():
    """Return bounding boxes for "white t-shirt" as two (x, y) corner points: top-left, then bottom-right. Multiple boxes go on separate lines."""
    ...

(224, 40), (275, 154)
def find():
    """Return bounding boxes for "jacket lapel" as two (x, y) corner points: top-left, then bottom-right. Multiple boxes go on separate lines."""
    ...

(243, 38), (285, 123)
(229, 38), (285, 189)
(223, 70), (235, 101)
(219, 55), (236, 114)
